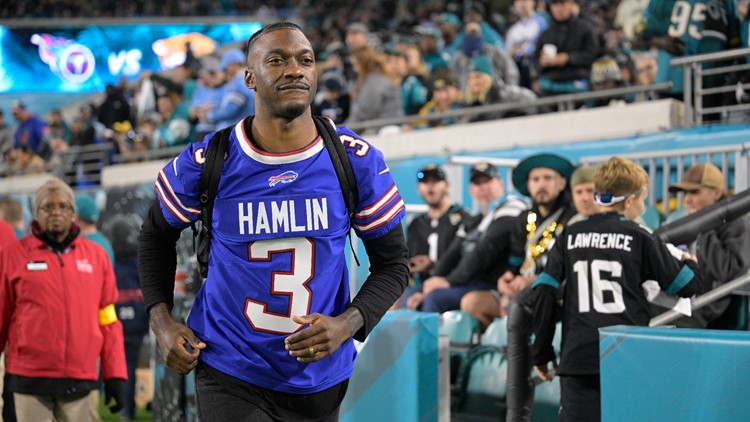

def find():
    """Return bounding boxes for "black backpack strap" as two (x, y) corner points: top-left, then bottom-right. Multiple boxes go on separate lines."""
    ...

(313, 116), (360, 266)
(200, 126), (233, 231)
(194, 124), (234, 277)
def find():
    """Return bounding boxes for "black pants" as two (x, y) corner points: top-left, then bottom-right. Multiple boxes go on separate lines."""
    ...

(195, 361), (348, 422)
(505, 286), (536, 422)
(559, 374), (600, 422)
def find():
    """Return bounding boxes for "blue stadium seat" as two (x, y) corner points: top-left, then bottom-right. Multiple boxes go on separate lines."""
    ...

(453, 344), (507, 421)
(532, 321), (562, 420)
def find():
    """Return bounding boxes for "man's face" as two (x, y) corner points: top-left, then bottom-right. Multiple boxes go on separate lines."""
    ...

(549, 0), (574, 22)
(572, 182), (598, 216)
(246, 29), (317, 121)
(36, 191), (74, 241)
(346, 31), (368, 49)
(684, 186), (722, 215)
(434, 86), (458, 109)
(527, 167), (566, 207)
(514, 0), (536, 17)
(417, 178), (449, 208)
(470, 176), (504, 211)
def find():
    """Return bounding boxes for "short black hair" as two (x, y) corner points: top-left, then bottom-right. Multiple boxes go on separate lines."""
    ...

(244, 22), (305, 58)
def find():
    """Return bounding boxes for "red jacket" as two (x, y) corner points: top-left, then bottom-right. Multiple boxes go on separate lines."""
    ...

(0, 233), (127, 382)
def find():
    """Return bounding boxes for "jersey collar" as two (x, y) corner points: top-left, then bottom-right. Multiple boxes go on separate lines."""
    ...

(234, 118), (324, 165)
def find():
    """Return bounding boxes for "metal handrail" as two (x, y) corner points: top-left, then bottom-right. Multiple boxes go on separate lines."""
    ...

(650, 272), (750, 326)
(670, 47), (750, 66)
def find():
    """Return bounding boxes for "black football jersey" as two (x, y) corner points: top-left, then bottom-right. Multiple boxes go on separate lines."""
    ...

(406, 204), (473, 280)
(532, 212), (705, 375)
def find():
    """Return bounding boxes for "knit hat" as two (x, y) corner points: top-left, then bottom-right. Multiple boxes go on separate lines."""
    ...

(440, 13), (462, 28)
(570, 165), (597, 187)
(468, 54), (494, 77)
(75, 194), (100, 224)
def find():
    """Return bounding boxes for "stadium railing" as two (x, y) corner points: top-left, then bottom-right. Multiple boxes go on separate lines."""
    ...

(673, 46), (750, 126)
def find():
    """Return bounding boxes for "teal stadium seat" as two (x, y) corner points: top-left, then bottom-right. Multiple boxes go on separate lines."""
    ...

(481, 317), (508, 348)
(440, 310), (481, 386)
(453, 341), (507, 421)
(640, 205), (665, 230)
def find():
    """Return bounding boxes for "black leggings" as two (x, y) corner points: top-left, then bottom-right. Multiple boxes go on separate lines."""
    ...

(195, 362), (348, 422)
(505, 286), (536, 422)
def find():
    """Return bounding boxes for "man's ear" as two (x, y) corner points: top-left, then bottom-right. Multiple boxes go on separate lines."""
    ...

(245, 68), (255, 90)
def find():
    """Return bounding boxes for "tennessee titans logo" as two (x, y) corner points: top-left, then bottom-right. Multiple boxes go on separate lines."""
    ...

(268, 170), (299, 187)
(31, 33), (96, 84)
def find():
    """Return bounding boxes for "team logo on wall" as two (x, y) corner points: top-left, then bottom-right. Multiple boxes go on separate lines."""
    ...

(31, 33), (96, 84)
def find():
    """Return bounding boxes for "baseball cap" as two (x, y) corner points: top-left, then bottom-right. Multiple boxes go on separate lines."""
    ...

(199, 55), (221, 74)
(432, 75), (456, 90)
(570, 165), (597, 187)
(668, 163), (724, 192)
(470, 162), (499, 183)
(11, 100), (27, 110)
(439, 13), (462, 28)
(417, 164), (447, 182)
(75, 194), (100, 224)
(220, 49), (245, 70)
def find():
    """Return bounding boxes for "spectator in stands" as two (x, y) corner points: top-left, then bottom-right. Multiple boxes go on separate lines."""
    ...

(199, 48), (255, 131)
(104, 215), (150, 421)
(411, 162), (528, 314)
(48, 109), (72, 146)
(311, 78), (351, 124)
(345, 46), (404, 124)
(438, 12), (463, 53)
(344, 23), (379, 87)
(587, 55), (629, 107)
(72, 104), (104, 147)
(399, 164), (473, 309)
(535, 0), (599, 96)
(505, 0), (550, 89)
(0, 197), (25, 238)
(661, 163), (750, 327)
(6, 145), (45, 176)
(0, 109), (14, 159)
(449, 1), (507, 55)
(451, 22), (520, 92)
(387, 49), (430, 116)
(98, 84), (133, 131)
(462, 54), (537, 122)
(75, 194), (114, 264)
(531, 157), (706, 422)
(413, 25), (451, 75)
(568, 164), (599, 225)
(412, 73), (464, 129)
(153, 88), (193, 148)
(11, 100), (50, 158)
(190, 55), (226, 141)
(0, 177), (127, 421)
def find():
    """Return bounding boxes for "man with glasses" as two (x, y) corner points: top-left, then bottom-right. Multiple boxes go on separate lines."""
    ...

(0, 177), (126, 421)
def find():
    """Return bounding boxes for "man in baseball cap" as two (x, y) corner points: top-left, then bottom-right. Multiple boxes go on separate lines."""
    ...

(664, 163), (750, 328)
(668, 163), (725, 215)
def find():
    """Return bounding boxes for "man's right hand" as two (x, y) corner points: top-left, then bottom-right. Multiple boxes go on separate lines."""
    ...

(497, 271), (516, 297)
(408, 255), (434, 273)
(149, 303), (206, 375)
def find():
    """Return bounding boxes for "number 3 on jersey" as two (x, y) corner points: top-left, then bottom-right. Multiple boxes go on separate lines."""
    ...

(244, 238), (314, 334)
(573, 259), (625, 314)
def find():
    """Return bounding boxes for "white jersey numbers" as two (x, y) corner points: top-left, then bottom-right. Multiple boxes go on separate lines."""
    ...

(244, 238), (314, 334)
(573, 259), (626, 314)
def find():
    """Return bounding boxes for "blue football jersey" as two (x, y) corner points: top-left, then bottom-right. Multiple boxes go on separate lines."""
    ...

(155, 118), (405, 394)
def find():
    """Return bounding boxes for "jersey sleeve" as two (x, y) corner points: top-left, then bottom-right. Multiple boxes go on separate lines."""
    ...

(154, 136), (210, 229)
(338, 127), (406, 241)
(641, 229), (702, 297)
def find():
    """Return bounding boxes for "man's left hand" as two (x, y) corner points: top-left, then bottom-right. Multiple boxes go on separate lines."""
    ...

(285, 314), (351, 363)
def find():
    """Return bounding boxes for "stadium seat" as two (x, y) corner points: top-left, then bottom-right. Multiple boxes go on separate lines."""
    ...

(481, 317), (508, 348)
(440, 310), (481, 386)
(453, 344), (507, 421)
(706, 295), (749, 331)
(640, 205), (665, 230)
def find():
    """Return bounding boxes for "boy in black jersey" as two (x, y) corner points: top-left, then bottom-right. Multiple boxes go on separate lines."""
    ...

(531, 157), (707, 422)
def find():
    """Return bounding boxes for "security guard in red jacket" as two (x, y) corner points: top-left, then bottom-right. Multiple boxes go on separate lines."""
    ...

(0, 177), (127, 421)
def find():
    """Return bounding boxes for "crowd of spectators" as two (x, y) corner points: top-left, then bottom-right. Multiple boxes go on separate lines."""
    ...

(2, 0), (749, 180)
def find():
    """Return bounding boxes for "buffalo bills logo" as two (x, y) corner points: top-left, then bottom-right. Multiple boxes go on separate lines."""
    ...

(268, 170), (299, 187)
(31, 33), (96, 84)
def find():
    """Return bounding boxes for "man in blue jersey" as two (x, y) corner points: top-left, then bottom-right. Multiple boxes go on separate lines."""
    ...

(196, 48), (256, 130)
(138, 22), (409, 421)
